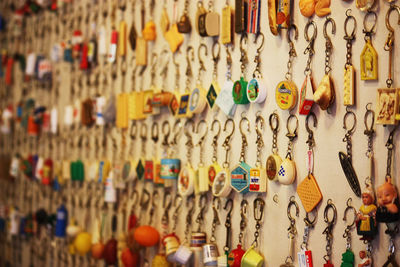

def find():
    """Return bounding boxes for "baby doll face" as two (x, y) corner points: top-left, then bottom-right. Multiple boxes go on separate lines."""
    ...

(362, 193), (373, 205)
(377, 182), (397, 206)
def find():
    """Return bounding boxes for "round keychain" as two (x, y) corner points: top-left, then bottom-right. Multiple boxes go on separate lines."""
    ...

(266, 111), (282, 181)
(278, 114), (298, 185)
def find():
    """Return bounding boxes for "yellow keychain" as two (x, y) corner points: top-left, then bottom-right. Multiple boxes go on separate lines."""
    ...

(343, 10), (356, 106)
(360, 11), (378, 81)
(196, 120), (209, 194)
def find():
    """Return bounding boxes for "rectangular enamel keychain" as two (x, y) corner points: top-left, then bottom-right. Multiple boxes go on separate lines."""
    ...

(249, 114), (266, 192)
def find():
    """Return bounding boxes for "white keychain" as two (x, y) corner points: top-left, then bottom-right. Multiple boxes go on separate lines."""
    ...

(278, 114), (298, 185)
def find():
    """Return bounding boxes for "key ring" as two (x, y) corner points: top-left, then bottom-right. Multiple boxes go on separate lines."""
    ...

(286, 114), (299, 140)
(343, 107), (357, 134)
(364, 103), (375, 136)
(324, 199), (337, 225)
(363, 10), (377, 39)
(269, 111), (279, 133)
(344, 9), (357, 41)
(343, 198), (357, 229)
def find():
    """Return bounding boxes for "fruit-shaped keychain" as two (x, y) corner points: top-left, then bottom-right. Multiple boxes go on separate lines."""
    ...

(228, 200), (248, 266)
(278, 115), (298, 185)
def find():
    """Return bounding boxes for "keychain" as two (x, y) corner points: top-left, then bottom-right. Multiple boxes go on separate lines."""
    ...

(151, 122), (163, 186)
(160, 121), (181, 188)
(178, 46), (194, 118)
(142, 0), (156, 41)
(268, 0), (291, 35)
(203, 197), (221, 265)
(314, 17), (335, 112)
(235, 0), (248, 33)
(246, 0), (261, 34)
(231, 115), (251, 194)
(343, 10), (357, 106)
(218, 198), (233, 265)
(136, 123), (147, 181)
(196, 120), (209, 194)
(178, 120), (196, 196)
(322, 199), (337, 267)
(129, 0), (137, 50)
(163, 195), (182, 261)
(276, 25), (298, 111)
(221, 0), (234, 44)
(177, 0), (191, 33)
(165, 0), (184, 53)
(250, 113), (267, 192)
(298, 212), (316, 267)
(228, 200), (248, 266)
(341, 198), (357, 267)
(197, 0), (208, 35)
(280, 197), (299, 267)
(233, 34), (250, 105)
(189, 44), (208, 114)
(204, 0), (220, 37)
(143, 54), (160, 115)
(360, 10), (378, 80)
(247, 33), (267, 104)
(278, 114), (298, 185)
(297, 112), (323, 213)
(208, 120), (221, 187)
(266, 112), (282, 181)
(192, 194), (208, 265)
(207, 41), (220, 109)
(299, 21), (316, 115)
(213, 119), (234, 197)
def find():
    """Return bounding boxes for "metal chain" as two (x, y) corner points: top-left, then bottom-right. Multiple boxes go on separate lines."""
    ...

(303, 39), (315, 76)
(324, 37), (332, 74)
(301, 225), (311, 250)
(345, 38), (353, 67)
(343, 225), (352, 249)
(323, 223), (333, 261)
(256, 130), (264, 166)
(212, 135), (218, 163)
(285, 42), (296, 81)
(186, 133), (193, 166)
(343, 131), (353, 161)
(240, 41), (248, 77)
(386, 129), (395, 178)
(239, 134), (248, 163)
(225, 45), (232, 80)
(253, 221), (261, 247)
(183, 0), (190, 13)
(272, 128), (278, 154)
(224, 211), (232, 252)
(238, 214), (246, 246)
(184, 206), (194, 244)
(223, 136), (231, 168)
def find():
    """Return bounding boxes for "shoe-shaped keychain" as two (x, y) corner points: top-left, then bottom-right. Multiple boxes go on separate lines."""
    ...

(249, 113), (267, 193)
(208, 120), (222, 187)
(266, 112), (282, 181)
(189, 44), (208, 114)
(178, 120), (196, 196)
(278, 114), (298, 185)
(247, 33), (267, 104)
(341, 198), (357, 267)
(322, 199), (337, 267)
(233, 34), (250, 105)
(213, 119), (235, 198)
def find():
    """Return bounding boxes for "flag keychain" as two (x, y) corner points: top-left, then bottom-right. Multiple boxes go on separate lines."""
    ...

(360, 10), (378, 81)
(202, 197), (221, 265)
(341, 198), (357, 267)
(299, 20), (316, 115)
(207, 41), (220, 109)
(297, 112), (323, 213)
(314, 17), (336, 112)
(322, 199), (337, 267)
(174, 195), (195, 264)
(276, 25), (298, 111)
(249, 113), (266, 193)
(278, 114), (298, 185)
(212, 119), (234, 198)
(343, 10), (357, 106)
(189, 44), (208, 115)
(231, 115), (251, 194)
(266, 112), (282, 181)
(228, 200), (248, 266)
(178, 120), (196, 196)
(208, 120), (222, 187)
(233, 34), (250, 105)
(178, 46), (194, 118)
(280, 197), (299, 267)
(247, 33), (267, 104)
(195, 120), (209, 194)
(339, 108), (361, 197)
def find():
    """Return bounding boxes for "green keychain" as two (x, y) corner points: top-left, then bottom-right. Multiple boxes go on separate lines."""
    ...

(233, 34), (249, 104)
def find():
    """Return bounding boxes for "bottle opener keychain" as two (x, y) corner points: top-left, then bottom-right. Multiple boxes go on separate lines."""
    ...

(247, 33), (267, 104)
(203, 197), (221, 265)
(299, 21), (316, 115)
(178, 46), (194, 118)
(376, 5), (400, 125)
(208, 120), (221, 187)
(339, 108), (361, 197)
(213, 119), (234, 198)
(178, 120), (196, 196)
(278, 114), (298, 185)
(218, 198), (233, 265)
(280, 197), (299, 267)
(322, 199), (337, 267)
(207, 41), (220, 109)
(276, 25), (298, 111)
(195, 120), (209, 194)
(231, 115), (251, 194)
(228, 200), (248, 266)
(341, 198), (357, 267)
(343, 10), (357, 106)
(174, 195), (195, 264)
(360, 10), (378, 81)
(298, 212), (317, 267)
(314, 17), (336, 112)
(233, 34), (250, 105)
(266, 112), (282, 181)
(189, 44), (208, 114)
(297, 112), (323, 213)
(241, 197), (265, 267)
(250, 113), (267, 193)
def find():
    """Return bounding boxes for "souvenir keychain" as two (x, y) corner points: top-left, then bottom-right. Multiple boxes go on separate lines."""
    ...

(207, 41), (220, 109)
(250, 113), (266, 193)
(178, 120), (196, 196)
(233, 34), (250, 105)
(247, 33), (267, 104)
(268, 0), (291, 35)
(221, 0), (234, 45)
(163, 195), (183, 261)
(231, 115), (251, 194)
(177, 0), (191, 33)
(165, 0), (184, 53)
(228, 200), (248, 266)
(314, 17), (336, 112)
(266, 112), (282, 181)
(213, 119), (234, 198)
(360, 10), (378, 81)
(235, 0), (248, 33)
(376, 5), (400, 125)
(160, 121), (181, 188)
(143, 53), (160, 116)
(136, 123), (147, 181)
(196, 120), (209, 194)
(203, 197), (221, 265)
(343, 10), (357, 106)
(218, 198), (233, 265)
(151, 122), (163, 186)
(129, 0), (137, 51)
(192, 194), (208, 265)
(208, 120), (221, 187)
(189, 44), (208, 114)
(203, 0), (220, 37)
(298, 212), (317, 267)
(174, 195), (195, 264)
(276, 25), (298, 111)
(178, 46), (194, 118)
(341, 198), (357, 267)
(297, 112), (323, 213)
(280, 197), (299, 267)
(170, 52), (181, 117)
(142, 0), (156, 41)
(322, 199), (337, 267)
(278, 114), (298, 185)
(339, 108), (361, 197)
(196, 0), (207, 35)
(299, 21), (316, 115)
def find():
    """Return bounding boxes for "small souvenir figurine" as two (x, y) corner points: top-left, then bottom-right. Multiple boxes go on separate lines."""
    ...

(358, 250), (371, 267)
(356, 183), (377, 240)
(376, 177), (400, 223)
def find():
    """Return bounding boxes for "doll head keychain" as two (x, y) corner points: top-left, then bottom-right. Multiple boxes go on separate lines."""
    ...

(247, 33), (267, 104)
(278, 114), (298, 185)
(212, 119), (234, 198)
(249, 113), (267, 193)
(189, 44), (208, 114)
(208, 120), (221, 187)
(341, 198), (357, 267)
(233, 34), (250, 105)
(206, 41), (221, 109)
(228, 200), (248, 266)
(178, 119), (196, 196)
(322, 199), (337, 267)
(280, 197), (299, 267)
(276, 25), (298, 111)
(231, 115), (251, 194)
(266, 112), (282, 181)
(195, 120), (209, 194)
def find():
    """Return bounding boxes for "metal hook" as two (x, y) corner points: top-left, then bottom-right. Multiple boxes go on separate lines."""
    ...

(343, 107), (357, 133)
(213, 196), (221, 210)
(211, 119), (221, 138)
(305, 112), (317, 135)
(186, 46), (194, 76)
(186, 194), (195, 211)
(323, 17), (336, 40)
(174, 195), (183, 210)
(240, 33), (248, 51)
(140, 189), (151, 208)
(184, 119), (195, 137)
(287, 196), (300, 221)
(254, 198), (265, 221)
(151, 52), (158, 69)
(286, 114), (299, 138)
(151, 190), (159, 208)
(344, 9), (357, 40)
(162, 121), (171, 145)
(224, 198), (233, 217)
(343, 198), (357, 228)
(254, 32), (265, 53)
(304, 210), (317, 226)
(196, 120), (208, 145)
(304, 20), (317, 42)
(212, 40), (221, 63)
(287, 24), (299, 44)
(386, 5), (400, 33)
(163, 191), (172, 210)
(140, 122), (148, 140)
(172, 50), (181, 68)
(256, 112), (265, 131)
(172, 119), (182, 144)
(269, 111), (279, 132)
(324, 199), (337, 225)
(363, 10), (377, 36)
(151, 122), (159, 143)
(240, 115), (251, 136)
(224, 118), (235, 140)
(241, 199), (248, 219)
(364, 103), (375, 135)
(198, 43), (208, 71)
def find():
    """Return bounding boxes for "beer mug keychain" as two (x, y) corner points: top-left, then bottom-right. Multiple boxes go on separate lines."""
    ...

(278, 114), (298, 185)
(299, 21), (316, 115)
(360, 9), (378, 81)
(233, 34), (250, 105)
(314, 17), (336, 112)
(228, 200), (248, 266)
(280, 197), (299, 267)
(195, 120), (209, 194)
(266, 112), (282, 181)
(249, 113), (267, 193)
(207, 41), (220, 109)
(189, 44), (208, 114)
(178, 46), (194, 118)
(343, 10), (357, 106)
(212, 119), (234, 198)
(339, 108), (361, 197)
(276, 25), (298, 111)
(341, 198), (357, 267)
(202, 197), (221, 266)
(208, 120), (221, 187)
(322, 199), (337, 267)
(231, 115), (251, 194)
(247, 33), (267, 104)
(178, 120), (196, 196)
